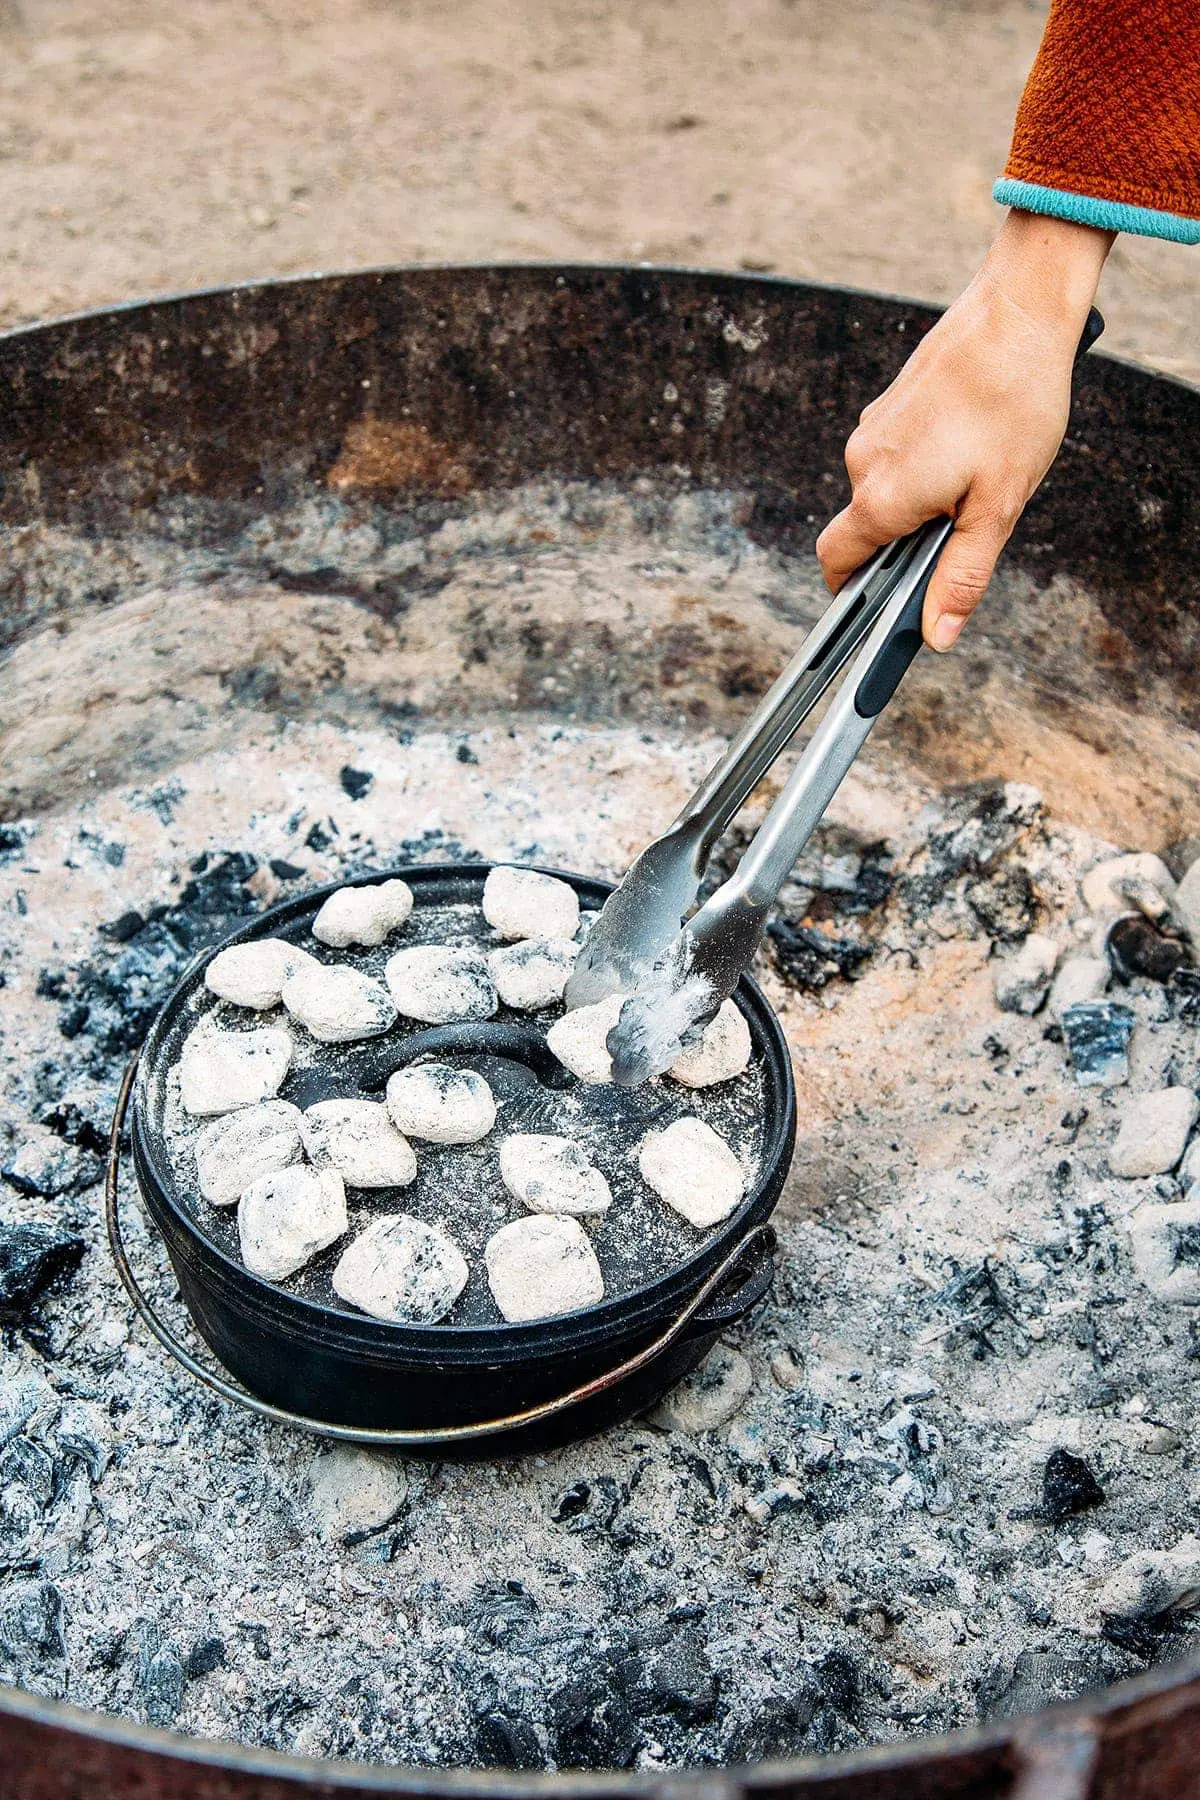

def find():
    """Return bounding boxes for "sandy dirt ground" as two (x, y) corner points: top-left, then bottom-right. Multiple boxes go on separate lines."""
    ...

(0, 0), (1195, 381)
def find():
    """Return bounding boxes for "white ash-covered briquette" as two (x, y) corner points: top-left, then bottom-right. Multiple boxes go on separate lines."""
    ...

(545, 992), (626, 1084)
(638, 1115), (745, 1228)
(194, 1100), (304, 1205)
(280, 961), (397, 1043)
(667, 999), (752, 1088)
(237, 1165), (348, 1282)
(300, 1099), (417, 1189)
(385, 1062), (496, 1144)
(484, 1214), (604, 1323)
(482, 866), (580, 942)
(179, 1023), (294, 1116)
(487, 937), (577, 1010)
(332, 1214), (468, 1324)
(312, 879), (414, 949)
(499, 1133), (612, 1217)
(204, 937), (317, 1010)
(384, 945), (497, 1025)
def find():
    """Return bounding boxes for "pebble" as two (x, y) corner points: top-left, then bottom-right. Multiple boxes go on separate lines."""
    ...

(546, 992), (625, 1084)
(638, 1117), (745, 1228)
(332, 1213), (468, 1323)
(237, 1165), (348, 1281)
(178, 1025), (293, 1115)
(488, 938), (577, 1010)
(649, 1344), (753, 1432)
(1181, 1135), (1200, 1192)
(770, 1349), (805, 1392)
(1176, 855), (1200, 946)
(667, 1000), (752, 1088)
(1109, 1087), (1199, 1178)
(300, 1100), (417, 1189)
(194, 1100), (304, 1205)
(993, 933), (1059, 1014)
(1048, 956), (1109, 1020)
(386, 1063), (496, 1143)
(304, 1446), (409, 1541)
(499, 1134), (612, 1217)
(1098, 1537), (1200, 1619)
(3, 1137), (100, 1198)
(483, 866), (579, 942)
(312, 879), (414, 949)
(204, 937), (316, 1010)
(0, 1222), (85, 1320)
(1062, 1001), (1134, 1088)
(280, 961), (397, 1043)
(484, 1215), (604, 1322)
(1081, 852), (1177, 921)
(384, 946), (497, 1024)
(1127, 1196), (1200, 1303)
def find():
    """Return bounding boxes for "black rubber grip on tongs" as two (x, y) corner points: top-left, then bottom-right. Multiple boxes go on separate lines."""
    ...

(852, 580), (930, 718)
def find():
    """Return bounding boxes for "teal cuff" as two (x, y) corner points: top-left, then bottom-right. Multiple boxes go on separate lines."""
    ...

(993, 177), (1200, 245)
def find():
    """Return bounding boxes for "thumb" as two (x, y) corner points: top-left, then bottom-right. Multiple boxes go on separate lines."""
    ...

(921, 499), (1014, 651)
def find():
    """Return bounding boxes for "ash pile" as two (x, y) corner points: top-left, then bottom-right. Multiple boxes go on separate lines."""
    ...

(2, 729), (1200, 1772)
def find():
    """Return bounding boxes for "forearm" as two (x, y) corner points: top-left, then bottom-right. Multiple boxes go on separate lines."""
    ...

(976, 212), (1113, 341)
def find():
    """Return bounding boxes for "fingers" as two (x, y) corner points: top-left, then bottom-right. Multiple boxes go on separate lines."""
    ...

(816, 478), (927, 597)
(920, 497), (1016, 651)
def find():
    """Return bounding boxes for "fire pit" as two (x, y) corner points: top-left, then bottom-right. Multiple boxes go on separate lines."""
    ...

(1, 265), (1200, 1798)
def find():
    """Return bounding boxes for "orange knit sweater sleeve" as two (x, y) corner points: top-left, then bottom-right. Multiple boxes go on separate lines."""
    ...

(994, 0), (1200, 244)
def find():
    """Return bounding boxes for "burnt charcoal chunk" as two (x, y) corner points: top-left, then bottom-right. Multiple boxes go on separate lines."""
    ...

(456, 743), (479, 764)
(1100, 1613), (1187, 1663)
(767, 920), (870, 991)
(551, 1480), (591, 1521)
(269, 859), (306, 882)
(139, 1631), (184, 1727)
(0, 1221), (85, 1320)
(1042, 1448), (1105, 1524)
(1062, 1001), (1134, 1087)
(339, 766), (374, 800)
(0, 1581), (64, 1660)
(35, 970), (69, 1001)
(726, 1689), (817, 1762)
(238, 1621), (271, 1660)
(0, 825), (24, 857)
(183, 1636), (226, 1678)
(635, 1630), (719, 1725)
(476, 1711), (544, 1770)
(1168, 969), (1200, 1024)
(551, 1675), (641, 1769)
(816, 1648), (862, 1718)
(304, 821), (337, 852)
(979, 1641), (1133, 1722)
(40, 1103), (107, 1157)
(966, 868), (1039, 943)
(1108, 915), (1190, 983)
(99, 911), (146, 944)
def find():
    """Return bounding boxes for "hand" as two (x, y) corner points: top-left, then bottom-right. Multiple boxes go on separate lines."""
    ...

(816, 211), (1112, 651)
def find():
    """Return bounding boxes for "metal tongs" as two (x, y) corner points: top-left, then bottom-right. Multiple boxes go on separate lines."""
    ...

(568, 309), (1105, 1085)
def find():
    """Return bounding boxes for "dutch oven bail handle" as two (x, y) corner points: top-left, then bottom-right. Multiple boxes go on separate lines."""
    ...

(105, 1053), (777, 1449)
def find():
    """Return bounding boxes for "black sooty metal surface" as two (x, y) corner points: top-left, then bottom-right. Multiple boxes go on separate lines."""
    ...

(1, 263), (1199, 1799)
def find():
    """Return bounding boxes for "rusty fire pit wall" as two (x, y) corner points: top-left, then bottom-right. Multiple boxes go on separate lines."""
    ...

(1, 265), (1199, 1798)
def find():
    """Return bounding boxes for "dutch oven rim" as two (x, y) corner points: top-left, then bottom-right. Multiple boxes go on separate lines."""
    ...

(129, 860), (797, 1353)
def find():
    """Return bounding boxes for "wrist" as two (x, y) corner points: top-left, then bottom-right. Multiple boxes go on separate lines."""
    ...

(978, 209), (1112, 339)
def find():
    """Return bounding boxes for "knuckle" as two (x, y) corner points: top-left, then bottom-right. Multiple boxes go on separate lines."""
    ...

(938, 569), (991, 615)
